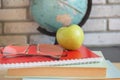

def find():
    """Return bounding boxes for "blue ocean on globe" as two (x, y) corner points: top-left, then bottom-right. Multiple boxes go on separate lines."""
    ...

(30, 0), (88, 32)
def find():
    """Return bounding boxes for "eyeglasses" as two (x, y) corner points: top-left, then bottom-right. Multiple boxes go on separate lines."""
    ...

(0, 44), (66, 60)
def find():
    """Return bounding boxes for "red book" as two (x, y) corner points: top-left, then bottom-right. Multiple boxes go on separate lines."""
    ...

(0, 44), (102, 68)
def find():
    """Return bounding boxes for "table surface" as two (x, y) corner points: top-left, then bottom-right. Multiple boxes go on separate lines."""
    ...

(0, 63), (120, 80)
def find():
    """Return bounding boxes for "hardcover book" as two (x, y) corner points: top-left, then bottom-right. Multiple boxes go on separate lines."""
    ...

(21, 60), (120, 80)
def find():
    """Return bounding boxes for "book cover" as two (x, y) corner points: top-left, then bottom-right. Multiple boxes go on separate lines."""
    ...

(0, 44), (102, 68)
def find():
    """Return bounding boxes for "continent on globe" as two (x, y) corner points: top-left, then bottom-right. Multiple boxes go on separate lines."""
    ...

(56, 14), (72, 26)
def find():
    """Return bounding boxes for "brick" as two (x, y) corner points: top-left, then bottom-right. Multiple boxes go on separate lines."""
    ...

(0, 23), (2, 34)
(3, 0), (29, 7)
(82, 19), (107, 31)
(4, 22), (39, 34)
(92, 0), (106, 4)
(84, 32), (120, 46)
(30, 34), (55, 44)
(0, 9), (26, 21)
(0, 0), (1, 8)
(90, 5), (120, 18)
(109, 19), (120, 31)
(108, 0), (120, 3)
(0, 36), (27, 46)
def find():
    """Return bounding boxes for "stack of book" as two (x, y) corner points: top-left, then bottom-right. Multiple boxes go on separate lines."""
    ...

(7, 51), (107, 79)
(0, 44), (120, 79)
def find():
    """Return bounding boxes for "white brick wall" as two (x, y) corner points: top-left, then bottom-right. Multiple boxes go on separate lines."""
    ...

(0, 23), (2, 34)
(82, 0), (120, 46)
(90, 5), (120, 18)
(0, 36), (27, 46)
(84, 32), (120, 46)
(0, 0), (120, 47)
(92, 0), (106, 4)
(0, 0), (1, 8)
(4, 22), (39, 34)
(0, 9), (27, 21)
(3, 0), (29, 7)
(108, 0), (120, 3)
(83, 19), (107, 32)
(30, 34), (55, 44)
(109, 19), (120, 31)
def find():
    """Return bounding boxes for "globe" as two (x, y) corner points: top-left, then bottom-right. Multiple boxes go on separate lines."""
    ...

(30, 0), (91, 33)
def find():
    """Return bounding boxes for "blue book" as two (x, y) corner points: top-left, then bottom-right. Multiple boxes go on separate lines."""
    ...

(22, 60), (120, 80)
(106, 60), (120, 78)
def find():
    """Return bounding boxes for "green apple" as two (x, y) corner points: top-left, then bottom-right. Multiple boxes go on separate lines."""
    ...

(56, 24), (84, 50)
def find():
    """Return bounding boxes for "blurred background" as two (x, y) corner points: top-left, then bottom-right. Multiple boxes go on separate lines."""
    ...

(0, 0), (120, 62)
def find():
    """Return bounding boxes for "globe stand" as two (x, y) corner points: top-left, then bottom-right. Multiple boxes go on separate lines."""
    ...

(37, 27), (58, 44)
(37, 0), (92, 45)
